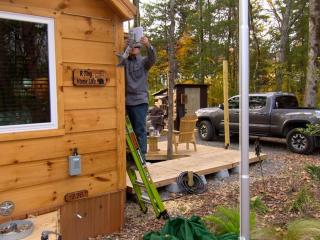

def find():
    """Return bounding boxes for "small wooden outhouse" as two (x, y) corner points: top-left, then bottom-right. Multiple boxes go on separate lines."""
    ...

(0, 0), (134, 238)
(153, 84), (208, 129)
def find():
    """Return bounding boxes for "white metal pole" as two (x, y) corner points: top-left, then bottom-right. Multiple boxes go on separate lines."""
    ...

(239, 0), (250, 239)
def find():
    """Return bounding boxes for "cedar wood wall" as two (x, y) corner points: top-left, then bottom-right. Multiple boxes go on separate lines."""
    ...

(0, 0), (126, 223)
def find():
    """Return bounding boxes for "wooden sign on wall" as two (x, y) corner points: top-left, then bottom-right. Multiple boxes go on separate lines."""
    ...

(65, 190), (89, 202)
(73, 69), (108, 86)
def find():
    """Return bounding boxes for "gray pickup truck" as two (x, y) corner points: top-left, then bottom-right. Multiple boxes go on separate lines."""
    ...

(195, 92), (320, 154)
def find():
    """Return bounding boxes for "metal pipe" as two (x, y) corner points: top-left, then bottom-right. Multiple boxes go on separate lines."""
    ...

(239, 0), (250, 239)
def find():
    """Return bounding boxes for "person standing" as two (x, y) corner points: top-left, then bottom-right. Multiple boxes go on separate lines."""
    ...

(149, 101), (164, 135)
(121, 36), (156, 154)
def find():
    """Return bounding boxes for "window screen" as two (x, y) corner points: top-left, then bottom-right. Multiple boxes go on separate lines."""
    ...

(0, 18), (50, 127)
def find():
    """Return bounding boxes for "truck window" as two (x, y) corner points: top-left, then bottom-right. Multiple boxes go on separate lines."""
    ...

(229, 97), (239, 109)
(249, 96), (267, 110)
(275, 96), (298, 109)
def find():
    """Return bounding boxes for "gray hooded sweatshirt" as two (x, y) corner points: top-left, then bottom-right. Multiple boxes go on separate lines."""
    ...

(121, 46), (156, 106)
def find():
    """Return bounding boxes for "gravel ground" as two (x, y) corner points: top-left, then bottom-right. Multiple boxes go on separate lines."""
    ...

(97, 136), (320, 240)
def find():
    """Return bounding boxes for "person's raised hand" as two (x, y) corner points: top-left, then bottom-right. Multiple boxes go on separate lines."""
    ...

(140, 36), (151, 48)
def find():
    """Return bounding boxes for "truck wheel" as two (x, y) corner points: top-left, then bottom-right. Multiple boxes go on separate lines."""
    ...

(198, 120), (214, 141)
(286, 128), (315, 155)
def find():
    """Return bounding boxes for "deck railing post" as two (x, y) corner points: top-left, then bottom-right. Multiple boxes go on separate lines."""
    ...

(223, 60), (230, 149)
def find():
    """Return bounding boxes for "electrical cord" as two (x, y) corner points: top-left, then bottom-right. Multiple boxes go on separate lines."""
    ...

(176, 171), (207, 194)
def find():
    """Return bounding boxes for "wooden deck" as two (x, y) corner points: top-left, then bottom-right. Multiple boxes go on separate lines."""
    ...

(127, 142), (267, 188)
(24, 212), (58, 240)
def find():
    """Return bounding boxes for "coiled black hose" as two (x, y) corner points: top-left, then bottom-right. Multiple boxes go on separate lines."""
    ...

(176, 171), (207, 194)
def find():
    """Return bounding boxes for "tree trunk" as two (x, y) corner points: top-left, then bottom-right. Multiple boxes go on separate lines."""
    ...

(249, 3), (261, 93)
(304, 0), (320, 107)
(226, 6), (232, 60)
(207, 0), (212, 43)
(167, 0), (176, 160)
(231, 2), (238, 94)
(133, 0), (140, 27)
(198, 0), (204, 84)
(276, 0), (292, 91)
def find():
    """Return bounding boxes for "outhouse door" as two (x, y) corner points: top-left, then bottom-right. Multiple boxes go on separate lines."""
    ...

(184, 88), (200, 115)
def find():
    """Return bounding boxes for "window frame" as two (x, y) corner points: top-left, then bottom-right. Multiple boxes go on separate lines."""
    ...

(0, 11), (58, 134)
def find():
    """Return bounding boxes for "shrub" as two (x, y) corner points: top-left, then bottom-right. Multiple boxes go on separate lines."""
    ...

(250, 196), (269, 214)
(252, 219), (320, 240)
(285, 219), (320, 240)
(299, 124), (320, 136)
(251, 227), (282, 240)
(305, 164), (320, 181)
(289, 187), (313, 213)
(203, 207), (256, 235)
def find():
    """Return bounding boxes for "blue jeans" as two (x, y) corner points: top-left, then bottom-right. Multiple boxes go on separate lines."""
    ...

(126, 103), (148, 154)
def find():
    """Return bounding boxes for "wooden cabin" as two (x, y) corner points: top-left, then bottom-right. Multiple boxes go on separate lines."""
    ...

(153, 84), (208, 130)
(0, 0), (135, 238)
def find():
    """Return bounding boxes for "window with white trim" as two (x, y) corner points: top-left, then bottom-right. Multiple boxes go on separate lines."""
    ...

(0, 11), (57, 134)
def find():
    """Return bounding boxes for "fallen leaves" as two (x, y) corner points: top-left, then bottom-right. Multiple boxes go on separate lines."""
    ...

(98, 150), (320, 239)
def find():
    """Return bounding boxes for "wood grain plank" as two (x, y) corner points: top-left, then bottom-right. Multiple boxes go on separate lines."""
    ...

(65, 109), (116, 133)
(0, 151), (117, 192)
(0, 0), (129, 228)
(60, 0), (114, 18)
(63, 86), (116, 110)
(0, 0), (114, 18)
(0, 129), (65, 142)
(114, 17), (126, 190)
(108, 0), (135, 20)
(0, 2), (57, 17)
(0, 170), (118, 222)
(0, 130), (116, 166)
(62, 39), (115, 64)
(63, 63), (116, 87)
(128, 143), (267, 188)
(60, 191), (125, 240)
(24, 211), (58, 240)
(60, 14), (114, 42)
(55, 13), (66, 130)
(110, 190), (126, 232)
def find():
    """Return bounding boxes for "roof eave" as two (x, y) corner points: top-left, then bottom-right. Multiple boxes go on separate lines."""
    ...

(108, 0), (136, 21)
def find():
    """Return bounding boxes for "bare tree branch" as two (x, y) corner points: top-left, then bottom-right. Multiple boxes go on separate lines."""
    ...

(289, 1), (307, 28)
(266, 0), (283, 24)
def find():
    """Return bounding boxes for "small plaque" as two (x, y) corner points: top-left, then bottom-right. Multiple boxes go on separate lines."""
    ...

(65, 190), (88, 202)
(73, 69), (108, 86)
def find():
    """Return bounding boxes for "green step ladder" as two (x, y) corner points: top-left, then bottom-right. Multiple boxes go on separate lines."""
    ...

(126, 116), (169, 220)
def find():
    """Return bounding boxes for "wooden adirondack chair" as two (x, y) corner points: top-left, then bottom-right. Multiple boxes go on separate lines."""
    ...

(173, 115), (197, 153)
